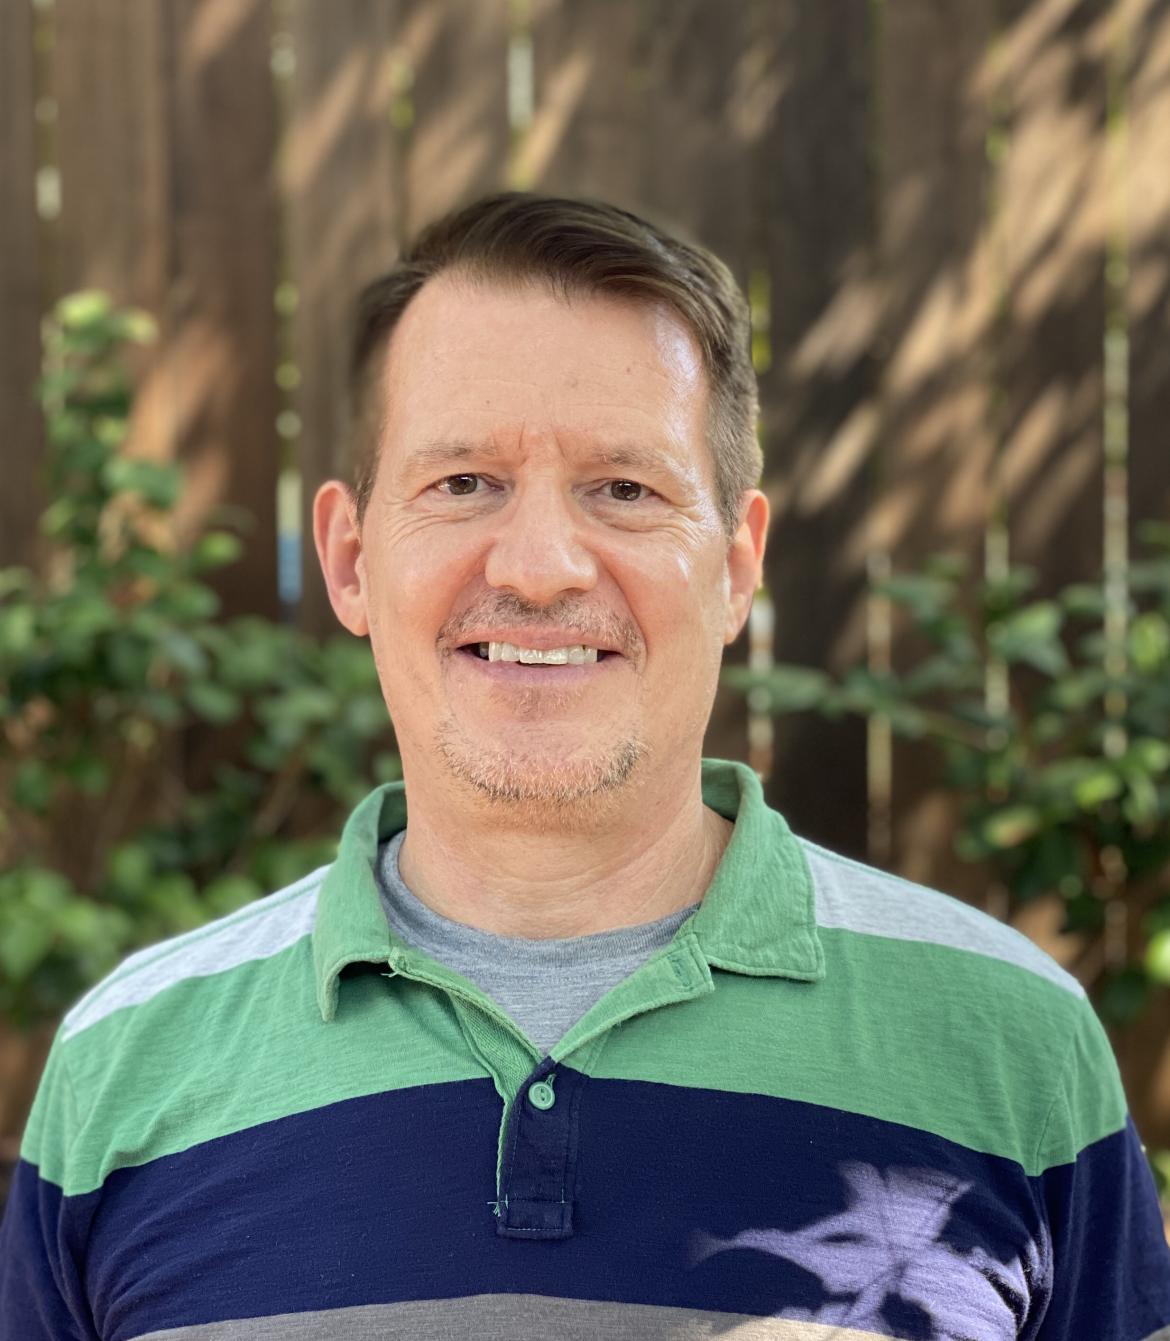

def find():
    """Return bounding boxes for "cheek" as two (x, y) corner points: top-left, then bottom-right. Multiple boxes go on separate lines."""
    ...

(378, 530), (479, 623)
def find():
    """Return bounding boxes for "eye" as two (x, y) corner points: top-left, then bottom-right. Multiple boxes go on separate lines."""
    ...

(437, 474), (481, 496)
(608, 479), (648, 502)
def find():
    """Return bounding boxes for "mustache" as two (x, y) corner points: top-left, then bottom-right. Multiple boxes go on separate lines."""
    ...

(440, 597), (643, 657)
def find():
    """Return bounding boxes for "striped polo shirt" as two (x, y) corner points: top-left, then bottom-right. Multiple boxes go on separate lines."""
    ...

(2, 758), (1168, 1339)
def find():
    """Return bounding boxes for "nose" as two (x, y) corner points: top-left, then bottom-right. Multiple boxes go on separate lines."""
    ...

(483, 480), (599, 605)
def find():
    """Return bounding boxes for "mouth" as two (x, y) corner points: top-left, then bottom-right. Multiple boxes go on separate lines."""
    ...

(457, 640), (617, 666)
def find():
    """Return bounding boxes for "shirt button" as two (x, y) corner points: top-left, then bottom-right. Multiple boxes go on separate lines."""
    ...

(528, 1081), (556, 1111)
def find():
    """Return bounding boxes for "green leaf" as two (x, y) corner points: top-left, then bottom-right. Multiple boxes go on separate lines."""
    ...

(1137, 520), (1170, 551)
(1049, 669), (1106, 713)
(65, 751), (111, 796)
(146, 872), (203, 930)
(982, 806), (1042, 849)
(0, 911), (57, 982)
(876, 573), (955, 622)
(987, 601), (1068, 675)
(1129, 613), (1170, 673)
(106, 842), (155, 894)
(901, 655), (980, 697)
(56, 290), (114, 329)
(722, 663), (830, 712)
(266, 685), (337, 727)
(102, 457), (183, 510)
(1122, 773), (1161, 829)
(39, 497), (78, 538)
(12, 759), (55, 813)
(373, 750), (402, 783)
(1072, 768), (1124, 810)
(112, 308), (158, 345)
(1127, 739), (1170, 776)
(190, 531), (244, 572)
(341, 692), (392, 738)
(202, 875), (262, 917)
(138, 689), (184, 725)
(0, 869), (73, 981)
(1060, 583), (1107, 619)
(157, 630), (210, 679)
(0, 602), (36, 657)
(163, 581), (221, 622)
(0, 567), (31, 601)
(185, 680), (242, 724)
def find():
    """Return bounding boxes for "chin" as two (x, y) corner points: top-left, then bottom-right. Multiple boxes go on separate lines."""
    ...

(433, 727), (647, 815)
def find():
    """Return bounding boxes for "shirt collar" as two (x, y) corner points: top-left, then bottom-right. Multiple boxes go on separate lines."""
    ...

(312, 757), (824, 1022)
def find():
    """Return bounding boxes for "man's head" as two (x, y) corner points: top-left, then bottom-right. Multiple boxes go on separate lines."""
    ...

(314, 192), (768, 824)
(347, 192), (762, 542)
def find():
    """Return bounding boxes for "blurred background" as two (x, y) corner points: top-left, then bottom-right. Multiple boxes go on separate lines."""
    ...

(3, 0), (1170, 1214)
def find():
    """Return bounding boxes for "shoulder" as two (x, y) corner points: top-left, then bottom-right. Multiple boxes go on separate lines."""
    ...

(796, 835), (1085, 1004)
(59, 863), (331, 1046)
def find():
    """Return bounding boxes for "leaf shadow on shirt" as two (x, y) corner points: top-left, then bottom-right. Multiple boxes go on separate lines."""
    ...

(689, 1161), (1032, 1340)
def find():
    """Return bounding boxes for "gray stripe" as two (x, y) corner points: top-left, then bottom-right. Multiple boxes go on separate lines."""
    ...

(62, 868), (326, 1041)
(801, 839), (1085, 999)
(1142, 1330), (1170, 1341)
(134, 1293), (891, 1341)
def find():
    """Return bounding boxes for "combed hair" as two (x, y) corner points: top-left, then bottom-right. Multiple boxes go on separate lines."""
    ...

(347, 192), (761, 537)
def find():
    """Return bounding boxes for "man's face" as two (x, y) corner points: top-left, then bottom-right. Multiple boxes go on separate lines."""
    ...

(317, 273), (767, 816)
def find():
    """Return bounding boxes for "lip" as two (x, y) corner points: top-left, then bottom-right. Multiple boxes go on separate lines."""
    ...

(451, 645), (624, 687)
(452, 629), (622, 655)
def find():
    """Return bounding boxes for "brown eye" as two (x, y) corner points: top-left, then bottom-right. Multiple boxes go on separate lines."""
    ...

(609, 480), (645, 502)
(443, 475), (479, 495)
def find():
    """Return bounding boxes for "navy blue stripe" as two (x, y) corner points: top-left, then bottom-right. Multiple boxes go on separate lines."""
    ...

(3, 1078), (1167, 1340)
(0, 1158), (97, 1340)
(1037, 1114), (1170, 1339)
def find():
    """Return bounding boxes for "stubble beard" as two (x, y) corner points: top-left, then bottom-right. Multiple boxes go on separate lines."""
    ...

(433, 716), (647, 829)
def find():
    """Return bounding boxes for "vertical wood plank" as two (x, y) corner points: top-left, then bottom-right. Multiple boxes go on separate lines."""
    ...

(755, 0), (877, 854)
(996, 0), (1111, 588)
(167, 0), (280, 625)
(1115, 0), (1170, 1150)
(527, 0), (769, 767)
(875, 0), (1000, 900)
(284, 0), (403, 638)
(0, 0), (45, 570)
(397, 0), (511, 238)
(526, 0), (762, 277)
(53, 0), (170, 309)
(53, 0), (280, 625)
(1126, 0), (1170, 526)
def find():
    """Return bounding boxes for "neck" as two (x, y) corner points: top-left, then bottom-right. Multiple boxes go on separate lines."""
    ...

(395, 763), (732, 938)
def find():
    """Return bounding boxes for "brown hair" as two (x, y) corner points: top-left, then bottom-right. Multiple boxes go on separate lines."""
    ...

(347, 191), (761, 538)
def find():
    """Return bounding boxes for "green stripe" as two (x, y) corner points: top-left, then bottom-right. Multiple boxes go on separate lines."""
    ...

(44, 944), (486, 1195)
(593, 926), (1125, 1174)
(33, 920), (1125, 1195)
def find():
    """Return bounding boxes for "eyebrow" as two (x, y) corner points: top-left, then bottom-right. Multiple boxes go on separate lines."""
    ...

(400, 439), (687, 482)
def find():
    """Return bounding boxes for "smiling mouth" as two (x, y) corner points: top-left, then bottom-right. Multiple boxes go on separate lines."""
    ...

(459, 641), (614, 666)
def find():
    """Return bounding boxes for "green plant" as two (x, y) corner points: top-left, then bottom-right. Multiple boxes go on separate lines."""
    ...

(728, 541), (1170, 1020)
(0, 292), (399, 1027)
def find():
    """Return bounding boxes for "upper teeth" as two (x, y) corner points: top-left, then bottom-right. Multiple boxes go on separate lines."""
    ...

(482, 641), (599, 664)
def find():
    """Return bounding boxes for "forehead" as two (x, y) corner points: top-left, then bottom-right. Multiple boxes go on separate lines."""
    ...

(375, 273), (711, 474)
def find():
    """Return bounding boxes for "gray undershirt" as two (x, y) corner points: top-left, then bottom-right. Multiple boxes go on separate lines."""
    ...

(375, 829), (699, 1056)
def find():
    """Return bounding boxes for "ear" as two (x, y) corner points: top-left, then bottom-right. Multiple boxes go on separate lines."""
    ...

(312, 480), (370, 637)
(723, 490), (769, 644)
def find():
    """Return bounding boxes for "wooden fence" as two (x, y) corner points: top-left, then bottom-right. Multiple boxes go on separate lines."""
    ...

(3, 0), (1170, 1138)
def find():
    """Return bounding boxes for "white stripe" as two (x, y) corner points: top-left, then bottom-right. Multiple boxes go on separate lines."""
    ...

(61, 866), (329, 1041)
(801, 840), (1085, 999)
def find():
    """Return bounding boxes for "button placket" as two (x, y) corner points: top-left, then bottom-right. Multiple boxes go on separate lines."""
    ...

(497, 1058), (582, 1240)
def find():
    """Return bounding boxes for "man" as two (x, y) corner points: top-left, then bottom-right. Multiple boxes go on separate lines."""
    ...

(2, 192), (1168, 1339)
